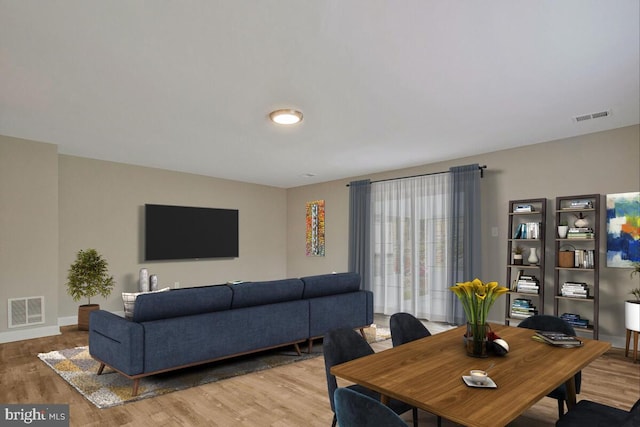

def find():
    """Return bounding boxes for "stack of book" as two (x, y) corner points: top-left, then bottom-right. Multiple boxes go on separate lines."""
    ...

(513, 204), (534, 213)
(513, 222), (541, 239)
(516, 275), (540, 294)
(567, 227), (594, 239)
(561, 312), (589, 329)
(561, 282), (590, 298)
(510, 298), (538, 319)
(565, 200), (594, 209)
(533, 331), (583, 347)
(574, 250), (595, 268)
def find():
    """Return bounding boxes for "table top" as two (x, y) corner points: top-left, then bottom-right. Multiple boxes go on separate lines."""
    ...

(331, 323), (611, 427)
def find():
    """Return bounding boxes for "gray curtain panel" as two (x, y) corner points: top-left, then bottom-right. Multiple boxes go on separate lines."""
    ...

(348, 179), (371, 290)
(447, 164), (482, 325)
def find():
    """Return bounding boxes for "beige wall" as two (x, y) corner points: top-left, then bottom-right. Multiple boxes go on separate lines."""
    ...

(286, 125), (640, 346)
(0, 135), (59, 338)
(57, 156), (288, 317)
(1, 125), (638, 346)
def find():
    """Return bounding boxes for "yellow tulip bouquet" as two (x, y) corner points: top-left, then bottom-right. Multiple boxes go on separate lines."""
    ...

(451, 278), (509, 356)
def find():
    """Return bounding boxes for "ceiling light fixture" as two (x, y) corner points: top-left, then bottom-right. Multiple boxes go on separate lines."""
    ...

(269, 109), (303, 125)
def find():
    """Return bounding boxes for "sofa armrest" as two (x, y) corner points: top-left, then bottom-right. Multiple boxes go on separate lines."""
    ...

(89, 310), (144, 376)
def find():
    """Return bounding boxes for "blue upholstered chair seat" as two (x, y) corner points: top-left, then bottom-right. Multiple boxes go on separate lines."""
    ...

(555, 398), (640, 427)
(335, 387), (408, 427)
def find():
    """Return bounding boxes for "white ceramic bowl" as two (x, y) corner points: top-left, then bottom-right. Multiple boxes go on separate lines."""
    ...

(470, 369), (488, 385)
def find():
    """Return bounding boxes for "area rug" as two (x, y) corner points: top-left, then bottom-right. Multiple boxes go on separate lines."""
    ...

(38, 327), (389, 409)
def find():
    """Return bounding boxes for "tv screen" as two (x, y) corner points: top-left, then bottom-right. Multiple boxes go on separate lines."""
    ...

(145, 204), (239, 261)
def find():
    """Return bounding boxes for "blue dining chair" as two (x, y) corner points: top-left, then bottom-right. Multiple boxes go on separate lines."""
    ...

(323, 328), (418, 427)
(390, 312), (432, 347)
(334, 387), (408, 427)
(518, 315), (582, 418)
(555, 398), (640, 427)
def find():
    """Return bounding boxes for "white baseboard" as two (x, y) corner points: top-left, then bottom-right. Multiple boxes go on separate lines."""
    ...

(0, 325), (61, 344)
(0, 310), (126, 344)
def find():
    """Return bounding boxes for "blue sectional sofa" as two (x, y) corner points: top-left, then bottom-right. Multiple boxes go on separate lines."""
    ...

(89, 272), (373, 395)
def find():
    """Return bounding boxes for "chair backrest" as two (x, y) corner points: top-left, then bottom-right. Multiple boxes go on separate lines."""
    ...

(390, 312), (432, 347)
(518, 315), (581, 392)
(323, 328), (375, 412)
(334, 387), (408, 427)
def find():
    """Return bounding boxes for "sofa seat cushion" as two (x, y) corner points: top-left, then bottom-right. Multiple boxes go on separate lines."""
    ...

(132, 285), (233, 323)
(230, 279), (304, 308)
(141, 299), (309, 373)
(301, 272), (361, 299)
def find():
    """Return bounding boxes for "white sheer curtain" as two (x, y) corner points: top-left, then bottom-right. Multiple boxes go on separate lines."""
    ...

(370, 173), (451, 321)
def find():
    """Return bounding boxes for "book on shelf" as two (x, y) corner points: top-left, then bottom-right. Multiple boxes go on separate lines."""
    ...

(568, 200), (593, 209)
(533, 331), (583, 347)
(560, 313), (590, 328)
(573, 250), (595, 268)
(513, 204), (534, 213)
(510, 298), (537, 318)
(561, 282), (590, 298)
(513, 222), (541, 239)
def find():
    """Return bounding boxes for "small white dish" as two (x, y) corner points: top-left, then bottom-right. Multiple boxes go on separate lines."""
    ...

(462, 375), (497, 388)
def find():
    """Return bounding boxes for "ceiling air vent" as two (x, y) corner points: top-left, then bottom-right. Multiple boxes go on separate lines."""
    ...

(573, 110), (611, 122)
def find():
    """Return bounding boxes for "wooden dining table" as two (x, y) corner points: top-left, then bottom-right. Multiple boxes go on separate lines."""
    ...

(331, 323), (611, 427)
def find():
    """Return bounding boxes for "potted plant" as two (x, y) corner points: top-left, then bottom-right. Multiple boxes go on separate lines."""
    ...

(557, 220), (569, 239)
(625, 262), (640, 354)
(513, 246), (524, 265)
(65, 248), (115, 330)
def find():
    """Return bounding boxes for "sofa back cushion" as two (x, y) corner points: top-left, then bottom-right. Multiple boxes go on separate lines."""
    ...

(133, 285), (233, 322)
(230, 279), (304, 308)
(301, 272), (361, 299)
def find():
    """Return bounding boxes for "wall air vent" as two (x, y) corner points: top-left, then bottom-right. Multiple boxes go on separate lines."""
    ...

(573, 110), (611, 123)
(8, 296), (45, 328)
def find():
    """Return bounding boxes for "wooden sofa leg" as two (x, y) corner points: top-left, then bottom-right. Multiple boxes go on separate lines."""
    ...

(97, 363), (105, 375)
(308, 338), (313, 354)
(132, 379), (140, 397)
(359, 327), (366, 340)
(293, 343), (302, 356)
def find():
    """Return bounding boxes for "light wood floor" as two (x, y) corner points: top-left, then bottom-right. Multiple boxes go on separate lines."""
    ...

(1, 326), (638, 427)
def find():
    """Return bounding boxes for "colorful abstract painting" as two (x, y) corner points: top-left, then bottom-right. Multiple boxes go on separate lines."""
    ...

(606, 192), (640, 267)
(306, 200), (325, 256)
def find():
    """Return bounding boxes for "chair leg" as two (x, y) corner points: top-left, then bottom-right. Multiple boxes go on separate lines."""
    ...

(557, 398), (565, 418)
(412, 407), (418, 427)
(331, 413), (337, 427)
(437, 415), (442, 427)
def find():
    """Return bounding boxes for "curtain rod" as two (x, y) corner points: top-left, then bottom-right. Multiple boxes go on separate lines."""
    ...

(346, 165), (487, 187)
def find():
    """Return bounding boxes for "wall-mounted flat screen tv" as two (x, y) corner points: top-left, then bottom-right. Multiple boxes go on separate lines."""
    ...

(145, 204), (239, 261)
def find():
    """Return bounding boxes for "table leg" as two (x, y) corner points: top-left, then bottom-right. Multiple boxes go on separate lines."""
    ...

(564, 376), (577, 410)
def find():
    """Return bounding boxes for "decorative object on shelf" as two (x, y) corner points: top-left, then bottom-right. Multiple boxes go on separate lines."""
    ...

(150, 274), (158, 291)
(305, 200), (325, 256)
(65, 248), (115, 330)
(139, 268), (149, 292)
(558, 245), (576, 268)
(451, 278), (509, 357)
(558, 221), (569, 238)
(606, 192), (640, 268)
(625, 263), (640, 361)
(573, 212), (589, 228)
(527, 247), (539, 265)
(513, 246), (524, 265)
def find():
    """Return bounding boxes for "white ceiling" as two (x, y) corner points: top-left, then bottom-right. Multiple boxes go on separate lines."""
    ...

(1, 1), (638, 188)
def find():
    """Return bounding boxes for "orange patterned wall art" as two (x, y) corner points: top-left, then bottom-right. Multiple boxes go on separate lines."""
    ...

(306, 200), (325, 256)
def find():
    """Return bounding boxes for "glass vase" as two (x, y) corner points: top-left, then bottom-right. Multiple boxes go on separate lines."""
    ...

(465, 322), (489, 358)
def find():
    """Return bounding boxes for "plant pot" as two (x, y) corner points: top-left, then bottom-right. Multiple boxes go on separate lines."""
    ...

(513, 254), (523, 265)
(558, 225), (569, 239)
(78, 304), (100, 331)
(626, 300), (640, 332)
